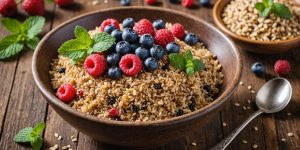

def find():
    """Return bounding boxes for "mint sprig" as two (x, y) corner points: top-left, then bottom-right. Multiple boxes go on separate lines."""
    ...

(169, 50), (205, 76)
(58, 26), (115, 63)
(0, 16), (45, 59)
(14, 122), (45, 150)
(255, 0), (292, 19)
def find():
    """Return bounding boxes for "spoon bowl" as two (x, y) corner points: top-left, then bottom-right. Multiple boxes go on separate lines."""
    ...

(211, 77), (292, 150)
(256, 78), (292, 113)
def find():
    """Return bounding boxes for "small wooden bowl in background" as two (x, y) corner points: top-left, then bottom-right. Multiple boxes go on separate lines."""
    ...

(213, 0), (300, 54)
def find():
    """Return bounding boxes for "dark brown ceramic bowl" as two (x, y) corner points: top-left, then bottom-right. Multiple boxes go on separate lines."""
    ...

(213, 0), (300, 54)
(32, 7), (242, 147)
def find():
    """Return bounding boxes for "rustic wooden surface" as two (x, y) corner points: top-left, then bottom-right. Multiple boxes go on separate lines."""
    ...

(0, 0), (299, 150)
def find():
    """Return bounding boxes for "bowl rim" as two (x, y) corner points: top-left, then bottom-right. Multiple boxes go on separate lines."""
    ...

(32, 6), (242, 127)
(212, 0), (300, 45)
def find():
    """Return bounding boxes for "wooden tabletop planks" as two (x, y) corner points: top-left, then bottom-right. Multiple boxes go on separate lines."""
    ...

(0, 0), (300, 149)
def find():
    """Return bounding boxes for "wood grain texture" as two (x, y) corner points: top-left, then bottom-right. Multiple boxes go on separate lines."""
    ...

(0, 4), (55, 150)
(0, 24), (19, 139)
(1, 0), (300, 149)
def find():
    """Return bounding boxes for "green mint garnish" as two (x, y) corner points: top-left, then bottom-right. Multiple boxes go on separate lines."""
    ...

(255, 0), (292, 19)
(0, 16), (45, 59)
(58, 26), (115, 63)
(14, 122), (45, 150)
(169, 50), (205, 76)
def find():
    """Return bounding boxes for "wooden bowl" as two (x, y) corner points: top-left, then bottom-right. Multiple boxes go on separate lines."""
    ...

(32, 7), (242, 147)
(213, 0), (300, 54)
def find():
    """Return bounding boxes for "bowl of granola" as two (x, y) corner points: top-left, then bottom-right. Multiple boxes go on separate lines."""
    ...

(32, 7), (242, 147)
(213, 0), (300, 54)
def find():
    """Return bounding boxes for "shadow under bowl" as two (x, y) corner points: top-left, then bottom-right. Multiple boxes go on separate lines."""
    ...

(32, 6), (242, 147)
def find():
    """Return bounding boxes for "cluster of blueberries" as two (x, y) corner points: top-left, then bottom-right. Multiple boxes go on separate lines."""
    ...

(104, 18), (198, 80)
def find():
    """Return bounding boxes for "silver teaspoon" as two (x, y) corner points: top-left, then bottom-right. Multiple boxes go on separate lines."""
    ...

(211, 77), (292, 150)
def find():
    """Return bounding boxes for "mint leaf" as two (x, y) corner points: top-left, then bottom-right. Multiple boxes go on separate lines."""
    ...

(255, 2), (265, 13)
(272, 3), (292, 19)
(184, 50), (193, 61)
(262, 0), (273, 7)
(30, 136), (43, 150)
(14, 127), (33, 143)
(0, 35), (24, 59)
(14, 122), (45, 150)
(186, 67), (194, 76)
(193, 59), (205, 72)
(58, 39), (88, 62)
(32, 122), (45, 135)
(92, 32), (115, 53)
(26, 37), (39, 50)
(1, 18), (22, 33)
(261, 7), (272, 18)
(23, 16), (46, 39)
(75, 26), (92, 46)
(169, 53), (186, 70)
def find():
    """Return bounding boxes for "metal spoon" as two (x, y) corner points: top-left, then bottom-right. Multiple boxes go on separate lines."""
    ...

(211, 77), (292, 150)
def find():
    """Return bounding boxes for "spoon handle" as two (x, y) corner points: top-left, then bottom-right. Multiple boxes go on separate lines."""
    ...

(210, 110), (263, 150)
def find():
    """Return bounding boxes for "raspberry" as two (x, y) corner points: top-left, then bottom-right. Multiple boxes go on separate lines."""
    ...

(146, 0), (156, 5)
(0, 0), (17, 17)
(55, 0), (74, 7)
(182, 0), (193, 8)
(119, 54), (142, 76)
(154, 29), (175, 48)
(77, 89), (84, 97)
(84, 54), (107, 77)
(56, 84), (76, 103)
(133, 19), (155, 36)
(274, 60), (291, 76)
(100, 18), (120, 32)
(22, 0), (45, 16)
(108, 108), (119, 117)
(170, 23), (185, 40)
(93, 52), (106, 56)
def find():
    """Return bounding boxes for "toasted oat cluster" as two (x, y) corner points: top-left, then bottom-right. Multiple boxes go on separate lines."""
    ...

(50, 36), (223, 122)
(222, 0), (300, 41)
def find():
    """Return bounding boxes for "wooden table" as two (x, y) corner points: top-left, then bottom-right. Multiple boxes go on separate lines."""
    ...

(0, 0), (299, 149)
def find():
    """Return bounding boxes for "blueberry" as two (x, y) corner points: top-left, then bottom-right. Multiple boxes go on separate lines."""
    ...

(57, 68), (65, 73)
(251, 62), (265, 76)
(150, 45), (164, 60)
(107, 53), (121, 66)
(139, 34), (154, 48)
(116, 41), (131, 55)
(153, 83), (162, 90)
(122, 18), (135, 28)
(122, 28), (138, 43)
(199, 0), (211, 6)
(135, 47), (150, 60)
(131, 104), (140, 113)
(184, 33), (198, 46)
(130, 43), (140, 53)
(107, 96), (116, 105)
(104, 25), (116, 34)
(166, 42), (180, 54)
(108, 67), (122, 80)
(153, 19), (165, 30)
(120, 0), (131, 6)
(175, 108), (183, 116)
(144, 57), (159, 71)
(107, 43), (116, 53)
(111, 29), (123, 42)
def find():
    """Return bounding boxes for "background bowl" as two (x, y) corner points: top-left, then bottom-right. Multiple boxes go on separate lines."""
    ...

(32, 7), (242, 147)
(213, 0), (300, 54)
